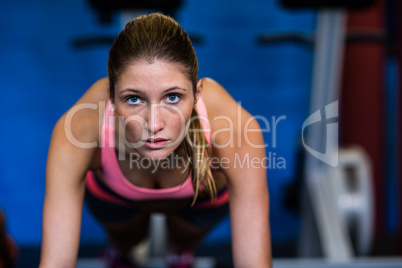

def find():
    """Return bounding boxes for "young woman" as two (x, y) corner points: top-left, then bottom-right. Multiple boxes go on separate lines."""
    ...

(40, 13), (271, 268)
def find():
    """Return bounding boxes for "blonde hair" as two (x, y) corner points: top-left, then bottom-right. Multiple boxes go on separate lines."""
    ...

(184, 109), (217, 205)
(107, 13), (217, 203)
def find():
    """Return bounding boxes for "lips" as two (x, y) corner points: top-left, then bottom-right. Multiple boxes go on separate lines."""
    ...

(143, 138), (169, 149)
(146, 138), (167, 143)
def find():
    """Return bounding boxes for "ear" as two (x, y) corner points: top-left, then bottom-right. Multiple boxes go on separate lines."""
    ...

(195, 79), (204, 104)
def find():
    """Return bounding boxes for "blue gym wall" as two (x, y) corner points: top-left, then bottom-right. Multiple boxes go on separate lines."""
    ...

(0, 0), (315, 248)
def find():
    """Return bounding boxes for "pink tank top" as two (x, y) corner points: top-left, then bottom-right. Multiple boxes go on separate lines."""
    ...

(99, 97), (211, 200)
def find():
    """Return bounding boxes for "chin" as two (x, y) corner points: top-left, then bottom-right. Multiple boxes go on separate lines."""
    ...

(139, 148), (176, 161)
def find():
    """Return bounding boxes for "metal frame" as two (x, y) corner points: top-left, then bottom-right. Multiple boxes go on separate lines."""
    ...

(299, 9), (355, 261)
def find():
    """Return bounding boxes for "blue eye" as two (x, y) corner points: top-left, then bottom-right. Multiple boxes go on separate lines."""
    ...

(166, 94), (181, 104)
(127, 96), (141, 105)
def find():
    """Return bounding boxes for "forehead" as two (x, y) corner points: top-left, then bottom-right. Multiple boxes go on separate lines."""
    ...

(116, 60), (192, 92)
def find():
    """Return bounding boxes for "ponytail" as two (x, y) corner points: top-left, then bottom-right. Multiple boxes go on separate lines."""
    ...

(184, 109), (217, 205)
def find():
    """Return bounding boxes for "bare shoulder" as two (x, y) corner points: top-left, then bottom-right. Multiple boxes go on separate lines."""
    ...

(75, 77), (110, 105)
(199, 78), (256, 150)
(48, 78), (109, 176)
(59, 77), (109, 145)
(199, 77), (241, 119)
(198, 79), (268, 196)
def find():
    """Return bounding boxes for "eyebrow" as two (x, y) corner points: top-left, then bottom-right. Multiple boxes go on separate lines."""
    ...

(120, 86), (188, 95)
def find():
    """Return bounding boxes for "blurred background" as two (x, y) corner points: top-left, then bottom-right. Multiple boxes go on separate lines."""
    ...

(0, 0), (401, 267)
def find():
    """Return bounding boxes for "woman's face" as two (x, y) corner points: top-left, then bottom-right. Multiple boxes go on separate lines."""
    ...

(113, 59), (196, 160)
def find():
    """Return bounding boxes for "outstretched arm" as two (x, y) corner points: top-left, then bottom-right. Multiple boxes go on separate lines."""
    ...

(202, 78), (272, 267)
(40, 79), (107, 267)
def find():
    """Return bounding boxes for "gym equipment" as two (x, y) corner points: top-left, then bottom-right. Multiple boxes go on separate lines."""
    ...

(72, 0), (203, 49)
(72, 0), (181, 48)
(260, 0), (378, 261)
(297, 3), (381, 260)
(281, 0), (373, 9)
(89, 0), (181, 24)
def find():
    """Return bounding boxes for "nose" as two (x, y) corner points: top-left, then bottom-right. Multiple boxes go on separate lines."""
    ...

(145, 104), (165, 134)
